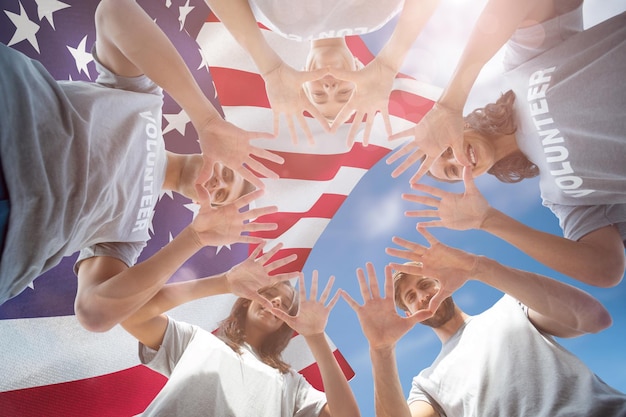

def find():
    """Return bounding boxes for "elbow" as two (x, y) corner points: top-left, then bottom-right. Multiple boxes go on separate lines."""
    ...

(74, 295), (118, 333)
(581, 303), (613, 335)
(592, 259), (625, 288)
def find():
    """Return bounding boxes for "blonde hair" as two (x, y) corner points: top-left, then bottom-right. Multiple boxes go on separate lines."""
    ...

(392, 262), (427, 312)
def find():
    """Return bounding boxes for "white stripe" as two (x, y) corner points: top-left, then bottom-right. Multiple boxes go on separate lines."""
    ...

(196, 22), (309, 72)
(264, 217), (330, 250)
(0, 295), (324, 391)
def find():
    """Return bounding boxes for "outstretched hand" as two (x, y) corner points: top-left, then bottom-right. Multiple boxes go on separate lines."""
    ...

(194, 117), (283, 191)
(386, 227), (478, 314)
(271, 271), (340, 337)
(327, 58), (395, 148)
(341, 263), (434, 350)
(262, 61), (330, 145)
(404, 166), (490, 230)
(225, 242), (299, 305)
(386, 102), (469, 184)
(190, 188), (277, 247)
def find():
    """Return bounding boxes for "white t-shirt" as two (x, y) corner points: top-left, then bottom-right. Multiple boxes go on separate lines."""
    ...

(249, 0), (404, 41)
(138, 317), (327, 417)
(408, 295), (626, 417)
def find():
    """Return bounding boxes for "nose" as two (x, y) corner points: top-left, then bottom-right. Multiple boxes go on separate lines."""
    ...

(209, 173), (225, 190)
(271, 297), (282, 309)
(322, 79), (338, 91)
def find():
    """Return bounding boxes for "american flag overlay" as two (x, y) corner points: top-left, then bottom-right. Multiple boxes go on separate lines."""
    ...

(0, 0), (436, 415)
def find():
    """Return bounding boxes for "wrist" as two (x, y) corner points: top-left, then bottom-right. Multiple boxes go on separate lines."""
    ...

(182, 225), (205, 250)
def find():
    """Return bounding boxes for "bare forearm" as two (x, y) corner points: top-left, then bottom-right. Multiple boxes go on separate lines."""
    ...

(472, 255), (611, 334)
(97, 0), (220, 126)
(439, 0), (543, 110)
(481, 208), (620, 285)
(77, 227), (203, 331)
(304, 334), (360, 417)
(377, 0), (440, 71)
(204, 0), (282, 74)
(370, 347), (412, 417)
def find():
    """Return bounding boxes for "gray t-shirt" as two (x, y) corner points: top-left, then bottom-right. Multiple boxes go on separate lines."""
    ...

(249, 0), (404, 41)
(138, 317), (327, 417)
(0, 44), (167, 303)
(408, 295), (626, 417)
(503, 6), (626, 241)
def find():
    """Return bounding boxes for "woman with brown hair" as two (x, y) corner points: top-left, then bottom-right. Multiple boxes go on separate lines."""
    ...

(121, 243), (360, 417)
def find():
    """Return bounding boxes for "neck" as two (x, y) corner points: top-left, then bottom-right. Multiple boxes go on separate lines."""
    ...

(494, 133), (521, 161)
(163, 152), (202, 200)
(310, 37), (347, 48)
(243, 323), (266, 352)
(432, 307), (470, 344)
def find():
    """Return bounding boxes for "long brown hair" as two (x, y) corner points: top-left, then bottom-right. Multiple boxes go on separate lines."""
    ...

(216, 282), (299, 374)
(464, 90), (539, 183)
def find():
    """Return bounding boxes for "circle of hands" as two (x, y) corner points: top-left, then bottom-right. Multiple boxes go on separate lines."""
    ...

(190, 49), (487, 342)
(226, 249), (341, 337)
(261, 57), (397, 148)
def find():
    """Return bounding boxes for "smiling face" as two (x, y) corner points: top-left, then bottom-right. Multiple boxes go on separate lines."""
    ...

(246, 283), (297, 334)
(429, 131), (497, 181)
(395, 274), (456, 328)
(203, 162), (247, 205)
(303, 43), (358, 120)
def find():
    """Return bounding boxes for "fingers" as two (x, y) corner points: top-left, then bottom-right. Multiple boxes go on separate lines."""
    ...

(309, 270), (319, 300)
(381, 109), (393, 139)
(391, 235), (425, 253)
(385, 247), (422, 263)
(326, 290), (341, 311)
(196, 156), (215, 186)
(452, 142), (470, 167)
(345, 112), (363, 148)
(285, 114), (299, 145)
(242, 221), (279, 233)
(265, 253), (298, 273)
(383, 265), (394, 300)
(462, 165), (478, 192)
(244, 156), (278, 180)
(296, 113), (316, 146)
(246, 130), (275, 141)
(257, 242), (284, 263)
(234, 188), (264, 208)
(409, 183), (446, 199)
(298, 272), (307, 300)
(409, 157), (433, 184)
(402, 193), (440, 209)
(272, 271), (301, 283)
(366, 262), (381, 298)
(362, 114), (374, 147)
(355, 267), (371, 302)
(340, 289), (361, 311)
(388, 262), (423, 278)
(319, 275), (335, 305)
(388, 125), (416, 143)
(237, 167), (265, 190)
(404, 209), (439, 218)
(416, 225), (438, 246)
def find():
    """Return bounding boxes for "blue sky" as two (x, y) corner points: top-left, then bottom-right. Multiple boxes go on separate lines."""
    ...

(304, 1), (626, 414)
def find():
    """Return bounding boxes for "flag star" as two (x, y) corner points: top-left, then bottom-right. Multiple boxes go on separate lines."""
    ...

(169, 232), (174, 243)
(216, 244), (231, 254)
(35, 0), (71, 30)
(5, 2), (41, 53)
(197, 45), (210, 72)
(66, 35), (93, 78)
(162, 109), (191, 136)
(184, 202), (200, 218)
(178, 0), (194, 31)
(160, 189), (175, 200)
(165, 0), (172, 7)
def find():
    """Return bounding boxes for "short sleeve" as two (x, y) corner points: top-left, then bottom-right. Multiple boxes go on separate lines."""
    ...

(73, 240), (146, 275)
(290, 371), (327, 417)
(91, 46), (163, 96)
(139, 317), (197, 377)
(543, 202), (626, 242)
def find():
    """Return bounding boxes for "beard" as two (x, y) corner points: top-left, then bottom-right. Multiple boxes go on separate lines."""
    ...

(420, 296), (456, 328)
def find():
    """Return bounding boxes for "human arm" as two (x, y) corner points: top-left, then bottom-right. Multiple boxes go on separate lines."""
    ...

(328, 0), (441, 147)
(387, 227), (613, 338)
(405, 167), (625, 287)
(387, 0), (556, 183)
(94, 0), (282, 189)
(75, 189), (278, 332)
(120, 242), (299, 350)
(341, 264), (436, 417)
(270, 272), (359, 417)
(203, 0), (330, 144)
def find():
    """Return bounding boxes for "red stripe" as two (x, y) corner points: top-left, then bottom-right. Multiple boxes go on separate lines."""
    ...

(0, 366), (165, 417)
(267, 248), (312, 275)
(258, 143), (390, 181)
(253, 194), (347, 240)
(388, 89), (435, 123)
(299, 349), (355, 391)
(211, 67), (270, 108)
